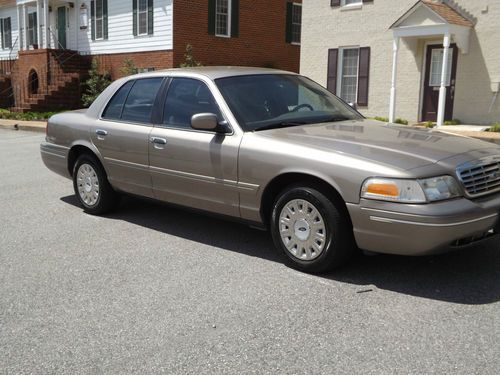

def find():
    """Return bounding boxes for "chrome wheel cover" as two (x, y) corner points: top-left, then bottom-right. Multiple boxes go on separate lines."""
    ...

(76, 163), (100, 207)
(279, 199), (327, 261)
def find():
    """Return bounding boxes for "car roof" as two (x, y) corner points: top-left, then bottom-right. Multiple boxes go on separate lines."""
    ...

(126, 66), (298, 81)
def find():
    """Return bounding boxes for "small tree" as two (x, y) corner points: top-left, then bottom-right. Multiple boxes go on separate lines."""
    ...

(180, 44), (202, 67)
(120, 58), (138, 77)
(82, 58), (111, 107)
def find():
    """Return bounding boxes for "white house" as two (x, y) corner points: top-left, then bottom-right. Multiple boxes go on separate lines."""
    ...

(300, 0), (500, 125)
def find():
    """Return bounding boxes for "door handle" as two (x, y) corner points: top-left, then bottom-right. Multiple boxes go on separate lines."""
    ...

(96, 129), (108, 136)
(151, 137), (167, 145)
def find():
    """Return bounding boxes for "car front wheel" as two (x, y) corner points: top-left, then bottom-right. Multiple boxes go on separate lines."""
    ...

(73, 154), (120, 215)
(271, 185), (354, 273)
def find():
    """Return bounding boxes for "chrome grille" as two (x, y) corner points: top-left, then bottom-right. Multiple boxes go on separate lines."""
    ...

(456, 155), (500, 197)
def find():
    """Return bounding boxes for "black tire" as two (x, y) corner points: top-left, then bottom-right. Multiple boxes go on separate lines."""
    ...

(72, 154), (120, 215)
(270, 185), (354, 273)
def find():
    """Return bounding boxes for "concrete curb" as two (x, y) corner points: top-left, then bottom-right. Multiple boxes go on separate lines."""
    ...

(0, 120), (47, 133)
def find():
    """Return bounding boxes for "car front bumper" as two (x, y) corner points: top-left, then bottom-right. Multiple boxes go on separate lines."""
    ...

(347, 194), (500, 255)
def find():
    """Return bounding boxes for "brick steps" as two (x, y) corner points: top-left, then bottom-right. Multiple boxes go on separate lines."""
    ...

(11, 49), (91, 112)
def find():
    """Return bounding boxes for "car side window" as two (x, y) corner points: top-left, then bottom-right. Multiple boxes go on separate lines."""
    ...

(121, 78), (163, 124)
(102, 80), (134, 120)
(163, 78), (223, 130)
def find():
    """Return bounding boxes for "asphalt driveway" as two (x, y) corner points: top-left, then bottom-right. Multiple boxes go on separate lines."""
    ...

(1, 129), (499, 374)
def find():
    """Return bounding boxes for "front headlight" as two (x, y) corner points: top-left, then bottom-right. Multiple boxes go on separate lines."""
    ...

(361, 176), (461, 203)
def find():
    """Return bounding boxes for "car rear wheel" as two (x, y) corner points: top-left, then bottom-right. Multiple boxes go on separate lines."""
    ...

(271, 185), (354, 273)
(73, 154), (120, 215)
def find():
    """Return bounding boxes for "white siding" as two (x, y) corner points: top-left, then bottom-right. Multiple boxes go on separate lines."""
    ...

(0, 6), (19, 59)
(76, 0), (173, 55)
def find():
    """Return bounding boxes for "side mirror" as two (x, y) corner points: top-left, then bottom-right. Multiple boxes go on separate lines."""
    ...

(348, 102), (358, 111)
(191, 113), (230, 133)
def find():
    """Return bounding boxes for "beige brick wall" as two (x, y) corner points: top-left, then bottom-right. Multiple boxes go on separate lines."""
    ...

(300, 0), (500, 124)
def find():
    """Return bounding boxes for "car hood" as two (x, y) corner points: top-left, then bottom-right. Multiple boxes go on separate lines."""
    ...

(256, 120), (498, 171)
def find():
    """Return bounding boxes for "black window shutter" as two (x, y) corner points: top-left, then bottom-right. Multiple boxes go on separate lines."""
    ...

(208, 0), (215, 35)
(7, 18), (12, 48)
(285, 2), (293, 43)
(91, 1), (95, 40)
(331, 0), (341, 7)
(148, 0), (154, 35)
(327, 48), (339, 94)
(103, 0), (108, 39)
(231, 0), (239, 37)
(133, 0), (138, 36)
(357, 47), (370, 106)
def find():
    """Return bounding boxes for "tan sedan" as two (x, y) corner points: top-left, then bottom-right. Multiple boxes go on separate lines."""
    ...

(41, 67), (500, 273)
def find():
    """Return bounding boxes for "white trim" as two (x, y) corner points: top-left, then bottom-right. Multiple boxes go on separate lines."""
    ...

(93, 0), (105, 41)
(215, 0), (231, 38)
(135, 0), (149, 36)
(337, 46), (360, 105)
(291, 3), (302, 45)
(340, 0), (362, 10)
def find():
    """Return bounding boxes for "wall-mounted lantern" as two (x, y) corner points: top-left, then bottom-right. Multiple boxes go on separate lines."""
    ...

(80, 3), (88, 30)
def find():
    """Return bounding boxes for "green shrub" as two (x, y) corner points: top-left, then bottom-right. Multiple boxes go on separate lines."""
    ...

(424, 121), (435, 128)
(487, 124), (500, 132)
(179, 44), (202, 68)
(120, 58), (138, 77)
(394, 118), (409, 125)
(82, 58), (111, 108)
(0, 110), (60, 121)
(443, 119), (461, 125)
(373, 116), (389, 122)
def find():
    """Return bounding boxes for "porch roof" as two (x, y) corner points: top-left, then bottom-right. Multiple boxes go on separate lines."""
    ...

(390, 0), (473, 53)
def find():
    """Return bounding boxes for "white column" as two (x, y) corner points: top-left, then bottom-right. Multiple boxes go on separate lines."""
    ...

(17, 5), (23, 51)
(389, 37), (400, 123)
(436, 33), (451, 127)
(36, 0), (42, 48)
(43, 0), (49, 48)
(22, 4), (27, 50)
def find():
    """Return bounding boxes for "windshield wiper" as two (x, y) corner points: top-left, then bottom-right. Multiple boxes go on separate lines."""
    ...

(254, 121), (308, 132)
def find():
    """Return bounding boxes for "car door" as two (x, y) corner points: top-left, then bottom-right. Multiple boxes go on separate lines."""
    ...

(148, 77), (241, 217)
(91, 77), (164, 198)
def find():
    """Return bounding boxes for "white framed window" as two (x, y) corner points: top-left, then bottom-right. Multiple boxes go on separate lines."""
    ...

(1, 17), (12, 49)
(94, 0), (104, 40)
(215, 0), (231, 37)
(337, 47), (360, 104)
(291, 3), (302, 45)
(27, 12), (38, 46)
(429, 48), (453, 87)
(341, 0), (362, 6)
(137, 0), (148, 35)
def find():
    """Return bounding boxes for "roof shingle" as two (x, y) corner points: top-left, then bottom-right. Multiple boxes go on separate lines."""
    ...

(422, 1), (474, 27)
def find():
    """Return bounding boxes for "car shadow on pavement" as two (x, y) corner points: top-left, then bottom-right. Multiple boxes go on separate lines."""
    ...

(61, 194), (500, 305)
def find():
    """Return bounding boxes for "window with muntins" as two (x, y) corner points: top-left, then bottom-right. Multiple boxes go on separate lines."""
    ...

(138, 0), (148, 35)
(215, 0), (230, 37)
(91, 0), (108, 40)
(342, 0), (362, 6)
(429, 48), (453, 86)
(28, 13), (38, 46)
(291, 4), (302, 44)
(339, 48), (359, 104)
(0, 17), (12, 49)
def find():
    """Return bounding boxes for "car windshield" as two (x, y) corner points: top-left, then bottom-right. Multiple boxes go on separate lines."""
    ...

(215, 74), (363, 132)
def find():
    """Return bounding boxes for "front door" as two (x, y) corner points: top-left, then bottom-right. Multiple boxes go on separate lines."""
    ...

(422, 44), (458, 122)
(57, 6), (66, 49)
(148, 77), (241, 217)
